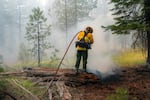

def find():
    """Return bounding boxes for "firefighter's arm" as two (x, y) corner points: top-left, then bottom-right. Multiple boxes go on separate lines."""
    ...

(77, 31), (84, 41)
(89, 34), (94, 44)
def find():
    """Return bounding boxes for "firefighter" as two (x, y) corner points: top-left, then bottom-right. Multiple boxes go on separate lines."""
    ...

(75, 26), (94, 73)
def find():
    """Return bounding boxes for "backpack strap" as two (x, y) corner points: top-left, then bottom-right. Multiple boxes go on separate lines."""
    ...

(80, 31), (88, 41)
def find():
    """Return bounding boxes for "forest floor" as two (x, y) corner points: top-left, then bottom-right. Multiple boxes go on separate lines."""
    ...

(0, 65), (150, 100)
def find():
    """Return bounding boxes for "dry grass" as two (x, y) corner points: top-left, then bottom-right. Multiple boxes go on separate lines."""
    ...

(113, 49), (146, 67)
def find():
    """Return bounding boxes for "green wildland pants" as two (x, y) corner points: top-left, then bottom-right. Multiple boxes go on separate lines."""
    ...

(75, 50), (88, 72)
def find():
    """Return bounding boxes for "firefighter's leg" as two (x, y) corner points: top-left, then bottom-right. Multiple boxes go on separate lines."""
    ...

(83, 50), (88, 72)
(75, 51), (81, 73)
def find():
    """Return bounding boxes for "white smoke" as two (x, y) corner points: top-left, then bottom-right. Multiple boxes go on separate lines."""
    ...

(79, 15), (119, 77)
(60, 0), (132, 77)
(1, 0), (132, 73)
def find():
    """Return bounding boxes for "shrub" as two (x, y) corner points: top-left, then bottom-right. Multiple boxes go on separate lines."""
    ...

(0, 67), (4, 72)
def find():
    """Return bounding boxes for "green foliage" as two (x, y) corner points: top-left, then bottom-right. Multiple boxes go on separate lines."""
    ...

(52, 0), (98, 31)
(106, 87), (129, 100)
(104, 0), (144, 34)
(0, 80), (7, 89)
(0, 54), (3, 64)
(18, 43), (32, 64)
(50, 48), (59, 60)
(25, 7), (59, 66)
(0, 78), (46, 99)
(0, 80), (7, 99)
(25, 7), (51, 57)
(20, 79), (34, 88)
(19, 79), (46, 95)
(102, 0), (148, 49)
(0, 67), (4, 72)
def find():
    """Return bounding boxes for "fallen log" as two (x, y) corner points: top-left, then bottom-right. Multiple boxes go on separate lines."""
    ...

(64, 72), (101, 87)
(0, 89), (17, 100)
(48, 88), (52, 100)
(12, 79), (39, 100)
(56, 82), (72, 100)
(34, 76), (64, 85)
(23, 69), (63, 77)
(0, 72), (25, 77)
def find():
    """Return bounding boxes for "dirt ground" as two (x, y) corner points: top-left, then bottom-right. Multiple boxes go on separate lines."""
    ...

(63, 66), (150, 100)
(0, 65), (150, 100)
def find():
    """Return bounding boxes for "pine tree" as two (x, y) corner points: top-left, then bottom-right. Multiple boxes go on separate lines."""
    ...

(52, 0), (97, 31)
(18, 43), (31, 64)
(25, 7), (51, 67)
(102, 0), (150, 66)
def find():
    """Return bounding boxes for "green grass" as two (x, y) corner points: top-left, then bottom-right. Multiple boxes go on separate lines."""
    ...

(106, 87), (137, 100)
(13, 59), (60, 70)
(14, 49), (146, 69)
(0, 79), (8, 99)
(18, 79), (46, 95)
(0, 67), (4, 72)
(106, 87), (129, 100)
(0, 79), (7, 90)
(113, 49), (146, 67)
(14, 57), (75, 70)
(0, 77), (47, 99)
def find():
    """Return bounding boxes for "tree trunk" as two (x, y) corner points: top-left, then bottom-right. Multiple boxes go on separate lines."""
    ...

(37, 22), (41, 67)
(147, 32), (150, 65)
(145, 0), (150, 67)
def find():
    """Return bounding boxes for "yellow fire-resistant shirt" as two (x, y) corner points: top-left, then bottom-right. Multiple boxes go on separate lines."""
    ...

(76, 31), (94, 51)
